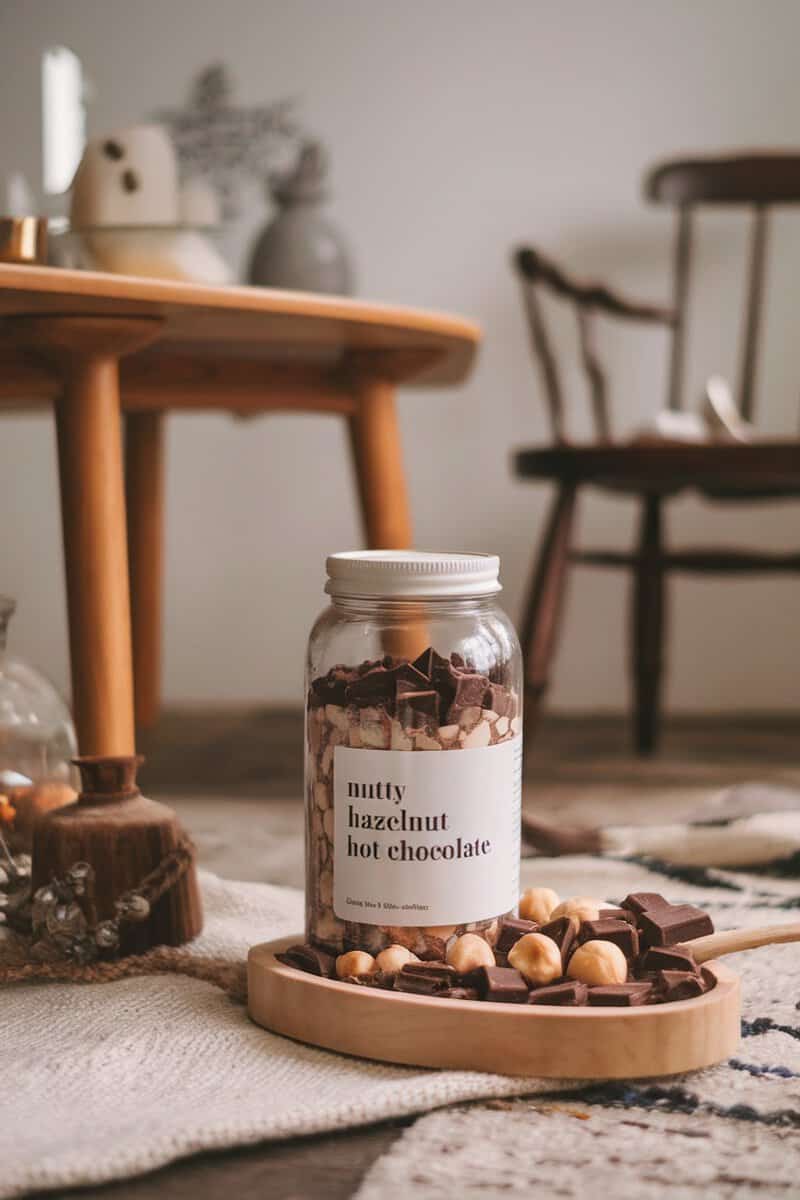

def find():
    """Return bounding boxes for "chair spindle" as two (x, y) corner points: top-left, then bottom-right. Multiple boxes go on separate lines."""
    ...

(738, 205), (769, 422)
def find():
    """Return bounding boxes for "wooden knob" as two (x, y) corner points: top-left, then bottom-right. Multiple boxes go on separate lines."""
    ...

(74, 754), (144, 802)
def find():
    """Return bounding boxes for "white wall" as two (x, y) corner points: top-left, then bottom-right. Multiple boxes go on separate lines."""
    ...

(2, 0), (799, 712)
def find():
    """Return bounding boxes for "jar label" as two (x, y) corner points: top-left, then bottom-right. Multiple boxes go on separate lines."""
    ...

(333, 738), (521, 926)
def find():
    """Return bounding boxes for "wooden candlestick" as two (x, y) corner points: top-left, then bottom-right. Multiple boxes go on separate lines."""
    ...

(32, 756), (202, 954)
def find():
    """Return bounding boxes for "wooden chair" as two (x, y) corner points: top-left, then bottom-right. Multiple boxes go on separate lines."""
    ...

(513, 153), (800, 754)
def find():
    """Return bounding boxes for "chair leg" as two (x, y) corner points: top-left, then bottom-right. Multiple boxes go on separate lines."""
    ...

(125, 411), (165, 730)
(631, 494), (666, 755)
(520, 484), (578, 737)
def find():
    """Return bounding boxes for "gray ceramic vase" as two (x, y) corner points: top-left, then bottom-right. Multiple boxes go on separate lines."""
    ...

(247, 141), (353, 295)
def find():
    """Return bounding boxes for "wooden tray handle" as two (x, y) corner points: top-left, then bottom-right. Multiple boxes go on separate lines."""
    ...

(685, 922), (800, 964)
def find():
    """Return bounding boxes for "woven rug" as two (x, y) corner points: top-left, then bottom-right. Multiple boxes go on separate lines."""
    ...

(3, 850), (799, 1198)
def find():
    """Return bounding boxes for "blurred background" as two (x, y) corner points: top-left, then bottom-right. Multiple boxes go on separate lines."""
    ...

(2, 0), (799, 719)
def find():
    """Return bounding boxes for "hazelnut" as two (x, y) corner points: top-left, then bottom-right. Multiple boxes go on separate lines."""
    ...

(375, 944), (419, 975)
(446, 933), (495, 974)
(507, 932), (562, 986)
(518, 886), (560, 924)
(550, 896), (606, 931)
(567, 939), (627, 986)
(335, 950), (378, 979)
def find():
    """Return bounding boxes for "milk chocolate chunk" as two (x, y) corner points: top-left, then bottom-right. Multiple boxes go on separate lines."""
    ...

(621, 892), (670, 916)
(496, 917), (538, 956)
(578, 919), (639, 961)
(538, 915), (576, 965)
(658, 969), (705, 1002)
(588, 982), (654, 1007)
(600, 907), (637, 926)
(444, 986), (480, 1001)
(638, 904), (713, 948)
(528, 981), (588, 1006)
(276, 943), (336, 978)
(476, 965), (529, 1003)
(453, 673), (490, 708)
(483, 682), (511, 716)
(641, 945), (699, 975)
(395, 962), (458, 994)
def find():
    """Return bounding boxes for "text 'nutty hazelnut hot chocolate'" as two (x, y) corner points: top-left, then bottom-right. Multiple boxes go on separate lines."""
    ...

(304, 551), (522, 958)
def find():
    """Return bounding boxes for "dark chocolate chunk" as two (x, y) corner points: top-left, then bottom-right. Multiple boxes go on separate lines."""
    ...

(528, 981), (588, 1006)
(393, 662), (431, 691)
(475, 965), (529, 1004)
(578, 919), (639, 961)
(621, 892), (670, 916)
(396, 688), (439, 725)
(411, 647), (448, 681)
(638, 905), (714, 948)
(275, 943), (336, 978)
(121, 168), (140, 192)
(450, 651), (465, 668)
(600, 907), (637, 926)
(658, 969), (705, 1002)
(640, 945), (699, 975)
(103, 138), (124, 160)
(538, 915), (576, 966)
(587, 982), (654, 1007)
(346, 666), (394, 706)
(310, 666), (353, 706)
(443, 986), (480, 1001)
(395, 962), (458, 994)
(496, 917), (538, 956)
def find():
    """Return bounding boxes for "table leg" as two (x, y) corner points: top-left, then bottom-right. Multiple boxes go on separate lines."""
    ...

(15, 316), (160, 755)
(125, 410), (165, 730)
(348, 376), (412, 548)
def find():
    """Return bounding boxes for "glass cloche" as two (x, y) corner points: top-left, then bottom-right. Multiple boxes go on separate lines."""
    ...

(0, 597), (77, 850)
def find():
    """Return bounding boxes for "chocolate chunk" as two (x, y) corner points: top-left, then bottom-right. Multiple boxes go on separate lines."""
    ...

(588, 982), (654, 1007)
(578, 919), (639, 961)
(538, 916), (576, 966)
(411, 647), (448, 681)
(658, 969), (705, 1002)
(621, 892), (670, 916)
(346, 666), (394, 706)
(393, 662), (430, 691)
(496, 917), (538, 956)
(443, 986), (480, 1001)
(275, 943), (336, 978)
(431, 662), (459, 711)
(396, 688), (440, 726)
(310, 666), (353, 706)
(482, 682), (511, 716)
(638, 905), (714, 948)
(475, 965), (529, 1003)
(395, 962), (458, 994)
(640, 945), (699, 975)
(121, 168), (140, 192)
(450, 651), (465, 668)
(528, 981), (588, 1006)
(103, 138), (124, 160)
(453, 672), (490, 708)
(600, 907), (637, 926)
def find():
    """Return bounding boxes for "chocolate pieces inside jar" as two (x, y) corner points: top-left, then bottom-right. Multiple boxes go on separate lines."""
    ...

(306, 647), (520, 957)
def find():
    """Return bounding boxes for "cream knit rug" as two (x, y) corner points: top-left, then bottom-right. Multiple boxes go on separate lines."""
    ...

(3, 853), (799, 1199)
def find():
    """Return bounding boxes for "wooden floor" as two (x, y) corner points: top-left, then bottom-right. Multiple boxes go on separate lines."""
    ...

(46, 709), (800, 1200)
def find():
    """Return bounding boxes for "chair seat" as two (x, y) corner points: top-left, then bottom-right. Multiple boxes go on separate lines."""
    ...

(514, 439), (800, 497)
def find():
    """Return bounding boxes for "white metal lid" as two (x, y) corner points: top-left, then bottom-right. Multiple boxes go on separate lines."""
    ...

(325, 550), (502, 599)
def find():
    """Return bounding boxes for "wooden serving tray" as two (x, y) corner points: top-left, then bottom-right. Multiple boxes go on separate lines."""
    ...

(248, 936), (740, 1079)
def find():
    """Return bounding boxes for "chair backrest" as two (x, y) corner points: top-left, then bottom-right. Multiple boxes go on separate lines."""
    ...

(513, 246), (675, 442)
(646, 153), (800, 419)
(515, 153), (800, 442)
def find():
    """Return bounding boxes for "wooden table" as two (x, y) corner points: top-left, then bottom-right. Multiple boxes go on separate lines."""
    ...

(0, 265), (479, 752)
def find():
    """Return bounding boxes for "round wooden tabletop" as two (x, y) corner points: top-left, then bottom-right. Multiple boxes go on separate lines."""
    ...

(0, 265), (481, 411)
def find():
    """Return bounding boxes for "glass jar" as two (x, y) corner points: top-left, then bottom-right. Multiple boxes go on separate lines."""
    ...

(305, 551), (522, 959)
(0, 596), (77, 850)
